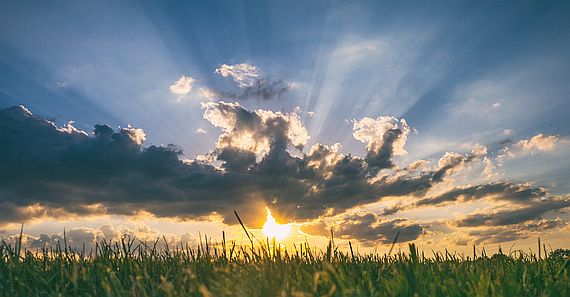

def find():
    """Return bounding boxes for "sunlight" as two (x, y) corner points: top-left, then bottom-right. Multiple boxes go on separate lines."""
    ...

(261, 207), (292, 241)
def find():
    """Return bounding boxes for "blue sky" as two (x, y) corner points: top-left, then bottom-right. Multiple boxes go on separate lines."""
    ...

(1, 0), (570, 251)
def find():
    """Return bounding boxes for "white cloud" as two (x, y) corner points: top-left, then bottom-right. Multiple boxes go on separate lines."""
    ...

(201, 101), (308, 157)
(514, 133), (558, 152)
(215, 63), (259, 88)
(196, 128), (207, 134)
(352, 116), (410, 155)
(483, 156), (499, 179)
(123, 125), (146, 145)
(169, 75), (195, 96)
(198, 87), (217, 101)
(499, 133), (559, 161)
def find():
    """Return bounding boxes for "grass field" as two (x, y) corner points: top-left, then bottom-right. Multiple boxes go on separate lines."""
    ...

(1, 231), (570, 297)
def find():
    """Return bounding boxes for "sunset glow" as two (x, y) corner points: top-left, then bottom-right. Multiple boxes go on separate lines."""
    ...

(1, 0), (570, 256)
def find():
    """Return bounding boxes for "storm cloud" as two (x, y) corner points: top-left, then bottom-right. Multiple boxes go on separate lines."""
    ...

(1, 103), (569, 244)
(0, 104), (470, 227)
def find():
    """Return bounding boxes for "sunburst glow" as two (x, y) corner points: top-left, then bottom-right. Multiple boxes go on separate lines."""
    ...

(261, 207), (292, 241)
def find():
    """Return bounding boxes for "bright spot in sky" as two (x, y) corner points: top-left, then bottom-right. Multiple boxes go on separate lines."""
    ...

(261, 207), (292, 241)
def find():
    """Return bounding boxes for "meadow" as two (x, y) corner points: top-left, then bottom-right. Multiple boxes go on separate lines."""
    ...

(1, 229), (570, 297)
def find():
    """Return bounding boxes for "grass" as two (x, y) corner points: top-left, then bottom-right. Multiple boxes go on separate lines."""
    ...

(1, 219), (570, 296)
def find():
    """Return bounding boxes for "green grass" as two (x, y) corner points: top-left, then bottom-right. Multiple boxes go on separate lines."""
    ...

(1, 232), (570, 297)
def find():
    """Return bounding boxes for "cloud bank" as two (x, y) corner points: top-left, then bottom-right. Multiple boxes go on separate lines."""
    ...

(0, 104), (568, 245)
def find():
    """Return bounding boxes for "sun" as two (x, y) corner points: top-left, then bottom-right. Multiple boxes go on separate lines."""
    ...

(261, 207), (292, 241)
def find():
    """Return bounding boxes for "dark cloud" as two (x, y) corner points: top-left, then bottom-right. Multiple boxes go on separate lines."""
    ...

(300, 220), (328, 237)
(416, 183), (547, 206)
(466, 228), (526, 245)
(301, 213), (423, 245)
(2, 224), (195, 251)
(218, 80), (290, 101)
(27, 233), (63, 249)
(455, 198), (570, 227)
(384, 182), (547, 214)
(0, 104), (467, 230)
(464, 218), (567, 244)
(2, 104), (568, 244)
(524, 218), (567, 232)
(331, 213), (423, 245)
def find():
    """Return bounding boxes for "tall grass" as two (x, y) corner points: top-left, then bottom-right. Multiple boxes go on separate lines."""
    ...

(2, 232), (570, 297)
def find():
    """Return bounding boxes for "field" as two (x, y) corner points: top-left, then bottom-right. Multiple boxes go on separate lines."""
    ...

(1, 232), (570, 297)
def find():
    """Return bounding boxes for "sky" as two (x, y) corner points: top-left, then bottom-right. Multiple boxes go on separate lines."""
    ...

(1, 0), (570, 253)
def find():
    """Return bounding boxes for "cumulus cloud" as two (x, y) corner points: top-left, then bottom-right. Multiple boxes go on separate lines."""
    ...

(1, 104), (569, 244)
(515, 134), (559, 152)
(202, 101), (309, 157)
(352, 116), (410, 172)
(0, 104), (472, 229)
(498, 133), (560, 162)
(169, 75), (195, 96)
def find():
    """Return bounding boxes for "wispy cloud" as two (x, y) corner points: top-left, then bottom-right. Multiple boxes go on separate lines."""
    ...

(215, 63), (260, 88)
(213, 63), (292, 100)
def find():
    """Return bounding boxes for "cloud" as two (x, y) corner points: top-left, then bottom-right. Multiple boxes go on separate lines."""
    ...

(169, 75), (195, 96)
(454, 198), (570, 227)
(302, 212), (423, 245)
(384, 181), (547, 215)
(1, 104), (569, 244)
(455, 218), (568, 245)
(498, 133), (560, 162)
(167, 64), (291, 102)
(352, 116), (410, 172)
(198, 87), (216, 101)
(431, 146), (486, 182)
(66, 227), (100, 246)
(202, 101), (309, 157)
(214, 63), (291, 100)
(215, 64), (260, 88)
(515, 134), (559, 152)
(2, 223), (198, 251)
(417, 182), (546, 207)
